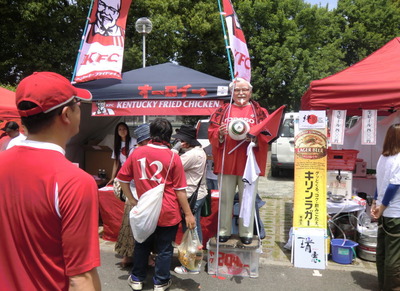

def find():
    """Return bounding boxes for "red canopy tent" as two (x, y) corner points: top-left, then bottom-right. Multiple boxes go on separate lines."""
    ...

(0, 87), (18, 120)
(0, 87), (19, 148)
(301, 37), (400, 115)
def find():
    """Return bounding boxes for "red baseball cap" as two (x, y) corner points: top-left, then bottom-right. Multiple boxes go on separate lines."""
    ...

(16, 72), (92, 117)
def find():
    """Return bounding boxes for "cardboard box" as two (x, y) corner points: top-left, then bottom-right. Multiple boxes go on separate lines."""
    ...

(84, 145), (113, 179)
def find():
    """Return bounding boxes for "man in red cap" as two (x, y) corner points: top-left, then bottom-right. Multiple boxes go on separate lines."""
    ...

(0, 72), (101, 290)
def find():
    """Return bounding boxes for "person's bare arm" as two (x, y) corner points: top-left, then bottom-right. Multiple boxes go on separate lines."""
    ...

(176, 189), (196, 229)
(69, 267), (101, 291)
(120, 182), (137, 206)
(371, 202), (386, 220)
(107, 159), (119, 185)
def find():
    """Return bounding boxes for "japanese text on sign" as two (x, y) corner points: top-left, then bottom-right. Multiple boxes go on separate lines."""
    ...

(361, 109), (377, 145)
(138, 85), (207, 99)
(293, 128), (327, 229)
(330, 110), (346, 145)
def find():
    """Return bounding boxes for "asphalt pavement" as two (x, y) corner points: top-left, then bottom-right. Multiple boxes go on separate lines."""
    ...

(97, 163), (379, 291)
(98, 238), (378, 291)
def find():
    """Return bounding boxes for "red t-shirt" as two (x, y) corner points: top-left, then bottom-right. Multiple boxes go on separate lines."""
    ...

(0, 141), (100, 291)
(209, 103), (269, 176)
(0, 135), (11, 151)
(117, 142), (187, 227)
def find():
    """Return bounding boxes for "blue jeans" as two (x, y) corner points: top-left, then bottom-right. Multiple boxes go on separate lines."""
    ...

(182, 196), (206, 243)
(131, 224), (178, 284)
(206, 178), (218, 191)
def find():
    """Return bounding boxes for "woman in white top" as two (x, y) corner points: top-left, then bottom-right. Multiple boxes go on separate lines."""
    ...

(109, 122), (136, 267)
(108, 122), (136, 185)
(372, 123), (400, 290)
(171, 125), (207, 274)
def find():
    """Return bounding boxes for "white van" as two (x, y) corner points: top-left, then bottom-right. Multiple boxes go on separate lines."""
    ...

(270, 112), (299, 177)
(196, 119), (210, 148)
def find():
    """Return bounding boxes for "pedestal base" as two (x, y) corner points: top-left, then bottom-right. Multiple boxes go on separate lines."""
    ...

(207, 235), (261, 278)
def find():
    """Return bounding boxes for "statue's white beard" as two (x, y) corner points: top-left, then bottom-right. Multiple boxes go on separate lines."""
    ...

(235, 98), (247, 106)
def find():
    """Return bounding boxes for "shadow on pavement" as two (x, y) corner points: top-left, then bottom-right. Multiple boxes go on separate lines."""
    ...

(275, 240), (291, 261)
(351, 271), (379, 290)
(267, 169), (294, 181)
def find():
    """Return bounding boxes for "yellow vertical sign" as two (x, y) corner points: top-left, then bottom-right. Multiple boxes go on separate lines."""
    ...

(293, 129), (327, 228)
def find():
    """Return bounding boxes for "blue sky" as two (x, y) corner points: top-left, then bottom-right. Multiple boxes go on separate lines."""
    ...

(305, 0), (338, 9)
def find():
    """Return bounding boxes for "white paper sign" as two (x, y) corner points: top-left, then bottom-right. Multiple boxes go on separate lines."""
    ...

(330, 110), (347, 145)
(299, 111), (326, 129)
(292, 228), (326, 270)
(361, 110), (377, 145)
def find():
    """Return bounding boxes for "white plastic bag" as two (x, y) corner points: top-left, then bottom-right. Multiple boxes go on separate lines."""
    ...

(113, 178), (126, 202)
(129, 183), (165, 243)
(177, 229), (203, 271)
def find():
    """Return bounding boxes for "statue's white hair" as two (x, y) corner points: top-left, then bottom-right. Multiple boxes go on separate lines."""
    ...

(229, 77), (253, 92)
(101, 0), (121, 10)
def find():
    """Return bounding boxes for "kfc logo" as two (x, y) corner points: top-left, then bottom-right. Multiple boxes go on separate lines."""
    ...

(86, 0), (125, 47)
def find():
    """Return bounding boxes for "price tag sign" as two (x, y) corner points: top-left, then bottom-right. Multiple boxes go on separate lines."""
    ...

(361, 110), (377, 145)
(330, 110), (346, 145)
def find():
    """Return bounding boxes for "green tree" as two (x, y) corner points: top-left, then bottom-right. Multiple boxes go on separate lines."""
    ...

(0, 0), (91, 84)
(235, 0), (344, 111)
(2, 0), (400, 113)
(123, 0), (228, 79)
(336, 0), (400, 66)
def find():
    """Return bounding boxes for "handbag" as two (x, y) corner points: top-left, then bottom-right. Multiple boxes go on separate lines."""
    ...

(186, 163), (207, 214)
(200, 189), (211, 217)
(129, 153), (174, 243)
(113, 178), (126, 202)
(187, 181), (201, 213)
(129, 183), (165, 243)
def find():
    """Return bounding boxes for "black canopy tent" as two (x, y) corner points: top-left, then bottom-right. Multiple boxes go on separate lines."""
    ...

(67, 63), (230, 171)
(75, 62), (231, 116)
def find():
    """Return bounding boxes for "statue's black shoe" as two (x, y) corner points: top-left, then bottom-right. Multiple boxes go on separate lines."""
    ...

(218, 236), (230, 243)
(240, 237), (252, 244)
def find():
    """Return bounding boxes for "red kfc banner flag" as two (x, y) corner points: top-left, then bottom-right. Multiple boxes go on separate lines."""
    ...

(249, 105), (286, 143)
(222, 0), (251, 82)
(73, 0), (132, 83)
